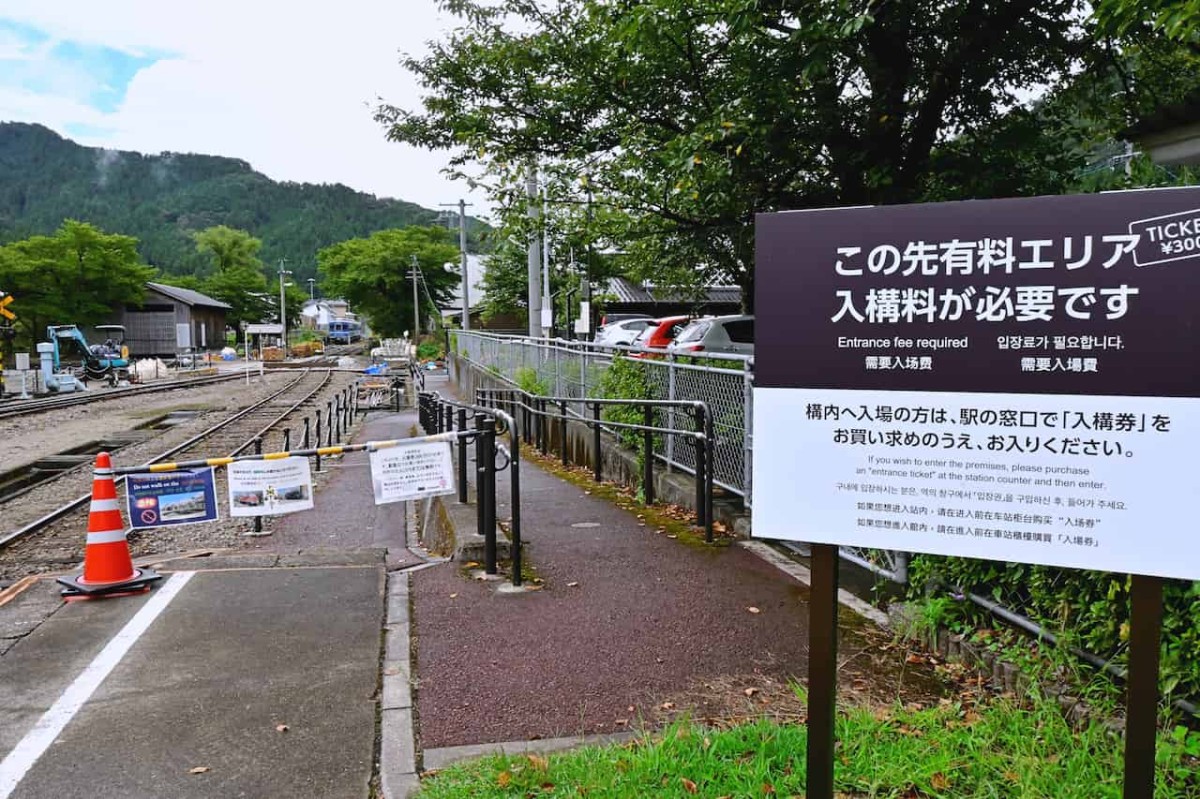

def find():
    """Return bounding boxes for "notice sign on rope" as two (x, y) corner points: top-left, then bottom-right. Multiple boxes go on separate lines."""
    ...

(753, 187), (1200, 581)
(370, 441), (455, 505)
(127, 468), (218, 529)
(227, 456), (314, 517)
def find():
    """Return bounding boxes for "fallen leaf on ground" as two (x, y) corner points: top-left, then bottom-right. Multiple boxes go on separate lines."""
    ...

(567, 582), (579, 587)
(744, 687), (759, 697)
(681, 777), (698, 793)
(747, 606), (761, 614)
(905, 653), (924, 664)
(496, 770), (511, 787)
(931, 772), (951, 790)
(464, 562), (479, 568)
(189, 767), (209, 775)
(527, 753), (549, 770)
(660, 701), (675, 711)
(275, 724), (289, 733)
(449, 593), (458, 599)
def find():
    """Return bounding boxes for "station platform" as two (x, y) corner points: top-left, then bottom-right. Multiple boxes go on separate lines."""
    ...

(0, 411), (423, 799)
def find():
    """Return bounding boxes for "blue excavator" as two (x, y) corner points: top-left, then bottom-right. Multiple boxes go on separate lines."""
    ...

(45, 324), (131, 387)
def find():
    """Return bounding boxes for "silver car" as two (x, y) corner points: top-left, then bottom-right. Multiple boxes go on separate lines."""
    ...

(667, 315), (754, 356)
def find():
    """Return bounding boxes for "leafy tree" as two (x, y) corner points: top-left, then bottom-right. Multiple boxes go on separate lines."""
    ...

(382, 0), (1101, 307)
(0, 220), (154, 349)
(318, 227), (460, 337)
(192, 225), (264, 274)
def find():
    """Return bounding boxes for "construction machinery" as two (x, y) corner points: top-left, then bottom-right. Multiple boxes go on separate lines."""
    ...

(45, 324), (131, 388)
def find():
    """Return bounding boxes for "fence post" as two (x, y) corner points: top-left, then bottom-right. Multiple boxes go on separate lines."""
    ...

(457, 408), (468, 504)
(481, 416), (497, 575)
(282, 427), (291, 452)
(744, 358), (754, 507)
(303, 417), (311, 449)
(643, 403), (655, 505)
(559, 400), (568, 466)
(253, 437), (264, 535)
(592, 402), (602, 482)
(327, 401), (334, 446)
(694, 405), (709, 538)
(701, 405), (714, 543)
(666, 353), (677, 472)
(474, 413), (486, 540)
(335, 396), (343, 443)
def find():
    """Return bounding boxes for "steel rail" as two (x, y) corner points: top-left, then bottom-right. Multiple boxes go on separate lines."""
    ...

(0, 369), (331, 550)
(0, 371), (248, 421)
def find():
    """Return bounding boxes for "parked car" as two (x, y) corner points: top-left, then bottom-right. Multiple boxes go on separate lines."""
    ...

(630, 315), (691, 356)
(668, 315), (754, 356)
(595, 317), (655, 346)
(598, 312), (652, 327)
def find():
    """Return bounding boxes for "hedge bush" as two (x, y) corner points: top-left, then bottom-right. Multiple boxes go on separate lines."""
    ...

(909, 556), (1200, 704)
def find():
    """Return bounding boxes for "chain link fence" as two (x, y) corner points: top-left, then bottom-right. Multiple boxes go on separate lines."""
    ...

(451, 330), (908, 583)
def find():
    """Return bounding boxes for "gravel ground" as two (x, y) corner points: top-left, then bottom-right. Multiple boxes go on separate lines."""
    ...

(0, 369), (362, 581)
(411, 376), (950, 749)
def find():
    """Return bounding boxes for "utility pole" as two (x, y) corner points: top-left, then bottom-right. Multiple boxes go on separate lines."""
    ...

(527, 161), (542, 337)
(409, 254), (421, 339)
(278, 260), (292, 353)
(541, 185), (551, 337)
(440, 199), (473, 331)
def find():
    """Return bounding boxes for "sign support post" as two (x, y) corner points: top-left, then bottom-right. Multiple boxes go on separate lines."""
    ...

(806, 543), (839, 799)
(1123, 574), (1164, 799)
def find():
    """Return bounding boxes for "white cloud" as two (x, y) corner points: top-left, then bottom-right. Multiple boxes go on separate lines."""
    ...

(0, 1), (489, 217)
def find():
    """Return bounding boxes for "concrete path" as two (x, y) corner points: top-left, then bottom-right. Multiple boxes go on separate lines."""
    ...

(0, 407), (424, 799)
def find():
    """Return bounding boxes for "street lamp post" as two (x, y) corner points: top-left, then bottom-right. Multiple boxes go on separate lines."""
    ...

(307, 278), (316, 300)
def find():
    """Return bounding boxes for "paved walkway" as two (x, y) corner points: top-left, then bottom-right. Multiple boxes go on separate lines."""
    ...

(411, 376), (934, 751)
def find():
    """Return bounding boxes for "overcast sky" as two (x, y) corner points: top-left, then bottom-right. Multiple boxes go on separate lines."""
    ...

(0, 1), (490, 218)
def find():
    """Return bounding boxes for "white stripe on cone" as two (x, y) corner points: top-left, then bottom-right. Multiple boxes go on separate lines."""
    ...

(85, 529), (129, 545)
(89, 498), (121, 512)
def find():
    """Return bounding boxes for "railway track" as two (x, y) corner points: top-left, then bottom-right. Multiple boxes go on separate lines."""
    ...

(0, 371), (247, 421)
(0, 368), (346, 579)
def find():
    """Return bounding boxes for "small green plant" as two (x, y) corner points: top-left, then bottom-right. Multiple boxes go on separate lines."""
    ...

(514, 366), (550, 396)
(417, 341), (443, 360)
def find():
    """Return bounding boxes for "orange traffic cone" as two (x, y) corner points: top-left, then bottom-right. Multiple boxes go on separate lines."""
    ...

(57, 453), (161, 598)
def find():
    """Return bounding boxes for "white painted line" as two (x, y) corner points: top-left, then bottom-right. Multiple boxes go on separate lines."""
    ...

(739, 541), (890, 628)
(0, 571), (195, 798)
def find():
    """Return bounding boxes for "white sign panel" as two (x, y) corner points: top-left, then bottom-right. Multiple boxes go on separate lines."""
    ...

(753, 387), (1200, 580)
(369, 442), (455, 505)
(228, 457), (314, 517)
(245, 323), (283, 335)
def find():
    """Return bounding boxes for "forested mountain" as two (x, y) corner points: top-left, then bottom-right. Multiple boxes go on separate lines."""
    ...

(0, 122), (484, 284)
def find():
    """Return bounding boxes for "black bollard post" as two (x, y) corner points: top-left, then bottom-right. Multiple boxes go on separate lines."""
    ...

(559, 400), (568, 466)
(283, 427), (291, 452)
(303, 417), (311, 449)
(474, 414), (486, 540)
(457, 409), (468, 504)
(327, 401), (334, 447)
(335, 396), (342, 443)
(314, 410), (323, 472)
(538, 400), (548, 455)
(253, 437), (264, 535)
(643, 403), (655, 505)
(592, 402), (602, 482)
(481, 416), (497, 575)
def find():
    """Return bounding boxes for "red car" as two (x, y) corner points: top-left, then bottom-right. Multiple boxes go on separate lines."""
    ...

(629, 316), (691, 357)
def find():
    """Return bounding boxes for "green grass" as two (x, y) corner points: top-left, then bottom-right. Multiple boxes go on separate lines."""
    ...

(419, 696), (1200, 798)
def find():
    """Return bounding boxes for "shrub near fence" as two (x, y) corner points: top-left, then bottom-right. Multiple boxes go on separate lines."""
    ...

(909, 556), (1200, 706)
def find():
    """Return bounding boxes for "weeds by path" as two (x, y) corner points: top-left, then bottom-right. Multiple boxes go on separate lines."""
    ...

(420, 691), (1200, 798)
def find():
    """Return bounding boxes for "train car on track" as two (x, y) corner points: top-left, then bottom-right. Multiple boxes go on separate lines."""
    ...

(326, 319), (363, 345)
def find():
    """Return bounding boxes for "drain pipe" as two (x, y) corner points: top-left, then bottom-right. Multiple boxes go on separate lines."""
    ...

(957, 586), (1198, 718)
(37, 342), (58, 393)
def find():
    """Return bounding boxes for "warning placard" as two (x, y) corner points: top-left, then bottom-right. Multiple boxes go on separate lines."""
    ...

(126, 468), (218, 529)
(228, 457), (314, 517)
(369, 441), (455, 505)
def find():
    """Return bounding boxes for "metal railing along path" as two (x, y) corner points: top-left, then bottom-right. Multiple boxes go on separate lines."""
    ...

(0, 369), (335, 551)
(450, 330), (910, 584)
